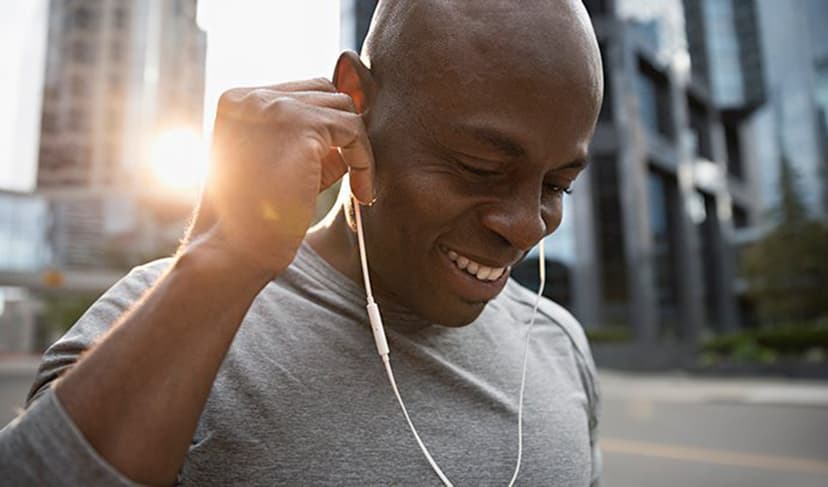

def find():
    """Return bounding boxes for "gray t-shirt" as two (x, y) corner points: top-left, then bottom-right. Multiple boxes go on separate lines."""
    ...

(2, 242), (601, 486)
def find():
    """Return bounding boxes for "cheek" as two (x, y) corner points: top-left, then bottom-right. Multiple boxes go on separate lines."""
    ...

(370, 140), (467, 237)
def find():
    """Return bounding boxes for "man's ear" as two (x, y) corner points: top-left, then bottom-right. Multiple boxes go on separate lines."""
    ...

(333, 50), (375, 114)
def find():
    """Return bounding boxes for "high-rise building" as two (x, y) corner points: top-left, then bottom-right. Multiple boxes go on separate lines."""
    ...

(578, 0), (743, 356)
(38, 0), (205, 190)
(708, 0), (828, 222)
(36, 0), (206, 268)
(683, 0), (765, 243)
(682, 0), (828, 329)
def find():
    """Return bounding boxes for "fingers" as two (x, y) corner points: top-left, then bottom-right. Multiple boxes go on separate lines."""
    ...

(215, 78), (374, 203)
(315, 110), (374, 204)
(263, 77), (337, 93)
(288, 91), (357, 112)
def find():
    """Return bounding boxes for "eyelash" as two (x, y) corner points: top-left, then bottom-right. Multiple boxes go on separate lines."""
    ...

(545, 183), (573, 195)
(454, 159), (573, 196)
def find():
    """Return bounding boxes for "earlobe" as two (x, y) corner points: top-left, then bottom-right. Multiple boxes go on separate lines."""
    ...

(333, 50), (375, 114)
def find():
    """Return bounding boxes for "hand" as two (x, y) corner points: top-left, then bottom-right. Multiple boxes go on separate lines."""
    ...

(188, 77), (374, 278)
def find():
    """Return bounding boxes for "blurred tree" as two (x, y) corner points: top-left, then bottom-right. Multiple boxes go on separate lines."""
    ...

(42, 294), (100, 335)
(742, 157), (828, 325)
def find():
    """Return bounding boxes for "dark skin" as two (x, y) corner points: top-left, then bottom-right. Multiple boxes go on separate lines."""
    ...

(309, 0), (602, 326)
(43, 0), (602, 484)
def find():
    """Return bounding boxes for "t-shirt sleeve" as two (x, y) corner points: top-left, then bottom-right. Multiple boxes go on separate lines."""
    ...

(568, 324), (601, 486)
(568, 319), (602, 486)
(0, 388), (139, 486)
(27, 260), (170, 405)
(0, 259), (170, 485)
(538, 298), (603, 486)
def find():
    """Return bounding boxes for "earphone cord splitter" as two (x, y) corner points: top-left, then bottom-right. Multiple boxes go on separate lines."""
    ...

(352, 194), (546, 487)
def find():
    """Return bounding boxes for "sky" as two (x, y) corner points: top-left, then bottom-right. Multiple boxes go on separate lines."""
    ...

(0, 0), (342, 192)
(198, 0), (342, 134)
(0, 0), (48, 192)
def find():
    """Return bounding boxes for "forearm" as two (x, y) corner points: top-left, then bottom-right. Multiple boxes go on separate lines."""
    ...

(54, 238), (274, 485)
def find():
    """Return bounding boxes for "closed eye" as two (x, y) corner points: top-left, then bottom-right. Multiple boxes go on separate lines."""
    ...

(451, 156), (502, 178)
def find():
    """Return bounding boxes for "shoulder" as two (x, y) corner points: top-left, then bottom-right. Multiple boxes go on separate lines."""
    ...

(128, 257), (175, 284)
(498, 279), (600, 424)
(499, 279), (593, 364)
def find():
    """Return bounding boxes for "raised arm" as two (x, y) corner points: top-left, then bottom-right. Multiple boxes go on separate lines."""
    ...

(1, 65), (374, 486)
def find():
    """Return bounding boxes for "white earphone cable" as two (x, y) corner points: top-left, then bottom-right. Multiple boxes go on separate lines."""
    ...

(351, 194), (545, 487)
(507, 239), (545, 487)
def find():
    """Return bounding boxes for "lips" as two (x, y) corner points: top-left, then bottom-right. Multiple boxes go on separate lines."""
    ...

(445, 249), (507, 281)
(436, 243), (511, 304)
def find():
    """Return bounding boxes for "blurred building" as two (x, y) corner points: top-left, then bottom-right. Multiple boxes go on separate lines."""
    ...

(684, 0), (828, 326)
(747, 0), (827, 220)
(36, 0), (206, 269)
(567, 0), (744, 363)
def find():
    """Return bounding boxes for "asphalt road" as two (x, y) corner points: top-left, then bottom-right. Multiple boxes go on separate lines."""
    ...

(0, 357), (38, 426)
(1, 359), (827, 486)
(599, 372), (828, 487)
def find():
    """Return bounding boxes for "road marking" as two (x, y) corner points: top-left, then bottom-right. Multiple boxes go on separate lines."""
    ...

(602, 437), (828, 476)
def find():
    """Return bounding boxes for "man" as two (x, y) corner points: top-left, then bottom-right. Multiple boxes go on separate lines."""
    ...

(1, 0), (603, 484)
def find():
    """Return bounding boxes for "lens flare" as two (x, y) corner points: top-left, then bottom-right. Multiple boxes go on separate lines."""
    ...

(148, 127), (207, 193)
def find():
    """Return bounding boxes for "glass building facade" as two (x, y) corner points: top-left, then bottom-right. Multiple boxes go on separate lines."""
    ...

(0, 192), (50, 272)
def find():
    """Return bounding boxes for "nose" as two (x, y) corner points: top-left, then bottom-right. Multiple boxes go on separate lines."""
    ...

(480, 189), (552, 252)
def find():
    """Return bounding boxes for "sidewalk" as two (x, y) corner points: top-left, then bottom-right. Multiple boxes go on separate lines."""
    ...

(0, 354), (41, 375)
(599, 369), (828, 408)
(0, 354), (40, 426)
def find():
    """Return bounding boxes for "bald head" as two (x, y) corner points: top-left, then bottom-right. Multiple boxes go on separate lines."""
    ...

(361, 0), (602, 110)
(326, 1), (605, 326)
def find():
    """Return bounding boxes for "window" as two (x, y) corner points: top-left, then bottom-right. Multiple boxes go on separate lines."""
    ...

(582, 0), (608, 16)
(41, 112), (57, 133)
(696, 192), (723, 331)
(68, 108), (89, 132)
(724, 120), (743, 179)
(65, 6), (98, 31)
(71, 75), (86, 97)
(732, 203), (749, 229)
(598, 43), (613, 122)
(113, 7), (129, 29)
(637, 58), (674, 140)
(72, 41), (93, 63)
(591, 156), (628, 303)
(648, 168), (681, 338)
(355, 0), (379, 51)
(110, 41), (122, 62)
(687, 95), (712, 160)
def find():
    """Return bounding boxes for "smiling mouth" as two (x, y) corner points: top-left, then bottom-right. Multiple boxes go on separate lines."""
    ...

(439, 245), (509, 282)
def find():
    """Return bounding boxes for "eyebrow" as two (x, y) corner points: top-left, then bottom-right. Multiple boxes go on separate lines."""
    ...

(445, 122), (590, 170)
(462, 126), (527, 158)
(559, 156), (589, 171)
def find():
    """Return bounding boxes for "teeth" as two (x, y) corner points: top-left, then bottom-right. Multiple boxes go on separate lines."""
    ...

(444, 248), (506, 282)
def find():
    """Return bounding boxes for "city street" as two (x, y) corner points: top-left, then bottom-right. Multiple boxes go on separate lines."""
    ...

(0, 355), (39, 427)
(1, 359), (827, 486)
(600, 371), (828, 487)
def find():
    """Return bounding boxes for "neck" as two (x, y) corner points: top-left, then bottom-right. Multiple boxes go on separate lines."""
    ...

(306, 201), (428, 324)
(306, 202), (362, 285)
